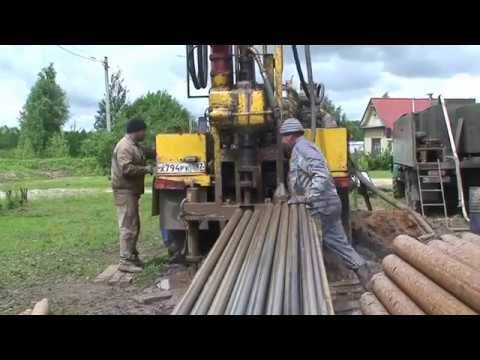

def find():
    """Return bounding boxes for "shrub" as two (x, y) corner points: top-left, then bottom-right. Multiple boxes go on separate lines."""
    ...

(81, 131), (118, 175)
(350, 150), (393, 171)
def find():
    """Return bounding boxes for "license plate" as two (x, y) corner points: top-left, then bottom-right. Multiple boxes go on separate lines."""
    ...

(157, 162), (206, 174)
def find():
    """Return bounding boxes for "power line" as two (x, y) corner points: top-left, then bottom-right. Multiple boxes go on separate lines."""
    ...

(56, 45), (103, 64)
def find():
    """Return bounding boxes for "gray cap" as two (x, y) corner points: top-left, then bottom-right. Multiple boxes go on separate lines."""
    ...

(279, 118), (304, 135)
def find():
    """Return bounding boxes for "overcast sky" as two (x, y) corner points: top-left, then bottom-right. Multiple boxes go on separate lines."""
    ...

(1, 45), (480, 130)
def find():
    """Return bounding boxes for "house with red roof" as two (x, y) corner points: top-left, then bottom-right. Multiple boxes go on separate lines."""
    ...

(360, 96), (434, 154)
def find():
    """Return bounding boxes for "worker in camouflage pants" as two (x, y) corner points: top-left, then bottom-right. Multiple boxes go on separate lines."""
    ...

(111, 118), (155, 273)
(279, 118), (376, 288)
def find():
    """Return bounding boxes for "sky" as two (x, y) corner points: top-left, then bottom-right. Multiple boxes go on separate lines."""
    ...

(1, 45), (480, 130)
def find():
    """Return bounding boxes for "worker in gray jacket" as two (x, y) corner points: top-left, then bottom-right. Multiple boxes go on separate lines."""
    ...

(279, 118), (376, 288)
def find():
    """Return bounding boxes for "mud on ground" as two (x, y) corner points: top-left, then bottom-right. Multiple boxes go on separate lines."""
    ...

(5, 264), (192, 315)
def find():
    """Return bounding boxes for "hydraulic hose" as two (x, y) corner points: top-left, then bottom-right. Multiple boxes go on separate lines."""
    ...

(187, 45), (208, 89)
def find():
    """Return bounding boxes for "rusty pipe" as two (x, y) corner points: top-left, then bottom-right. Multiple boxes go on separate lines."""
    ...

(439, 234), (480, 272)
(459, 232), (480, 248)
(430, 239), (480, 272)
(393, 235), (480, 313)
(360, 292), (389, 315)
(383, 254), (477, 315)
(371, 272), (425, 315)
(172, 209), (243, 315)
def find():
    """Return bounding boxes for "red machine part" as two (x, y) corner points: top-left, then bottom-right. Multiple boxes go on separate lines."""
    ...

(155, 178), (186, 190)
(209, 45), (233, 88)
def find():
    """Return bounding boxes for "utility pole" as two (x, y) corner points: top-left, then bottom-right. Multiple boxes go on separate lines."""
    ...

(103, 56), (112, 132)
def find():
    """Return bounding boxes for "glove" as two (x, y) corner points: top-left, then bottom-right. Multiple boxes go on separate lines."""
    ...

(287, 195), (306, 205)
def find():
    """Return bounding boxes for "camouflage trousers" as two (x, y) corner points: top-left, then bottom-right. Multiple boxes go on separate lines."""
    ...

(114, 191), (141, 264)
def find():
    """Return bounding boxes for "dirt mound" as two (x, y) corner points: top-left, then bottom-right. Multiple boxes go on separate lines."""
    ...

(352, 210), (424, 260)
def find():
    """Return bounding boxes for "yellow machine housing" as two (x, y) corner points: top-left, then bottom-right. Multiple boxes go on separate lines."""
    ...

(155, 133), (210, 187)
(209, 87), (269, 127)
(304, 128), (349, 178)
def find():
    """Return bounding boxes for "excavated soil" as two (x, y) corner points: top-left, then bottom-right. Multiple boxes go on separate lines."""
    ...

(352, 209), (424, 261)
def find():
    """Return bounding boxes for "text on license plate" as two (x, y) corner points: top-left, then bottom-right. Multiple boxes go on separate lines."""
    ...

(157, 162), (206, 174)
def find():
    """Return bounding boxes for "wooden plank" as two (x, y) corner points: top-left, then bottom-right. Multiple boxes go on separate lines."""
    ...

(94, 264), (119, 283)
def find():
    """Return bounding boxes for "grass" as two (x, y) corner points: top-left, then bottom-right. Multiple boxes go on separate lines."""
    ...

(0, 192), (166, 293)
(0, 157), (101, 184)
(367, 170), (392, 179)
(1, 175), (154, 191)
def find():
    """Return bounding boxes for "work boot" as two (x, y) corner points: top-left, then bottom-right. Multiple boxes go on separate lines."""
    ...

(355, 261), (379, 291)
(132, 255), (145, 268)
(118, 261), (144, 273)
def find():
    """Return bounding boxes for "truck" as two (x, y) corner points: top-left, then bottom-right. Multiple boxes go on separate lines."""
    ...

(392, 96), (480, 224)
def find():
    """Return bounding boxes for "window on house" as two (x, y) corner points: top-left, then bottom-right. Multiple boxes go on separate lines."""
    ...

(372, 138), (381, 154)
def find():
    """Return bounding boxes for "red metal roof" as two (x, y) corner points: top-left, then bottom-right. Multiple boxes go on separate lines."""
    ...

(369, 98), (434, 129)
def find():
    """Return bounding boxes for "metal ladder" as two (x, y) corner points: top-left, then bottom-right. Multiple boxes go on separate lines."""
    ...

(417, 159), (448, 225)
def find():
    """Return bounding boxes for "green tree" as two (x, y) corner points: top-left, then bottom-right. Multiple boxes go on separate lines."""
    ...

(15, 135), (36, 159)
(94, 70), (128, 130)
(44, 132), (69, 158)
(81, 130), (117, 174)
(65, 129), (89, 157)
(18, 63), (69, 155)
(0, 126), (20, 149)
(114, 90), (192, 147)
(344, 120), (363, 141)
(321, 96), (346, 123)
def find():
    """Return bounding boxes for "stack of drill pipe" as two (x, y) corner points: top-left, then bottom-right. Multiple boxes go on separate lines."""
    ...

(361, 233), (480, 315)
(173, 201), (334, 315)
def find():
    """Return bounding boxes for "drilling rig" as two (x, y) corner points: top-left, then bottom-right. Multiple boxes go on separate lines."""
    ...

(151, 45), (351, 314)
(152, 45), (350, 256)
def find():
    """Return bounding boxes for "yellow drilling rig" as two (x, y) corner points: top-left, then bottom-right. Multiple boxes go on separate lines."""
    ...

(152, 45), (351, 260)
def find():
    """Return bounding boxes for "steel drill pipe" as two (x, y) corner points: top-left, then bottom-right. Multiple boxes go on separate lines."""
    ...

(284, 204), (300, 315)
(247, 203), (282, 314)
(309, 217), (330, 314)
(438, 235), (480, 271)
(310, 217), (335, 315)
(266, 203), (289, 315)
(172, 209), (243, 315)
(383, 254), (477, 315)
(429, 240), (480, 272)
(225, 209), (265, 314)
(299, 204), (319, 315)
(393, 235), (480, 313)
(371, 272), (425, 315)
(191, 210), (253, 315)
(459, 232), (480, 248)
(359, 292), (389, 315)
(208, 209), (261, 315)
(230, 203), (273, 315)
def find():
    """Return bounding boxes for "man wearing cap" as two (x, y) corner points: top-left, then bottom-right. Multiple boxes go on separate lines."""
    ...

(279, 117), (376, 288)
(111, 117), (155, 273)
